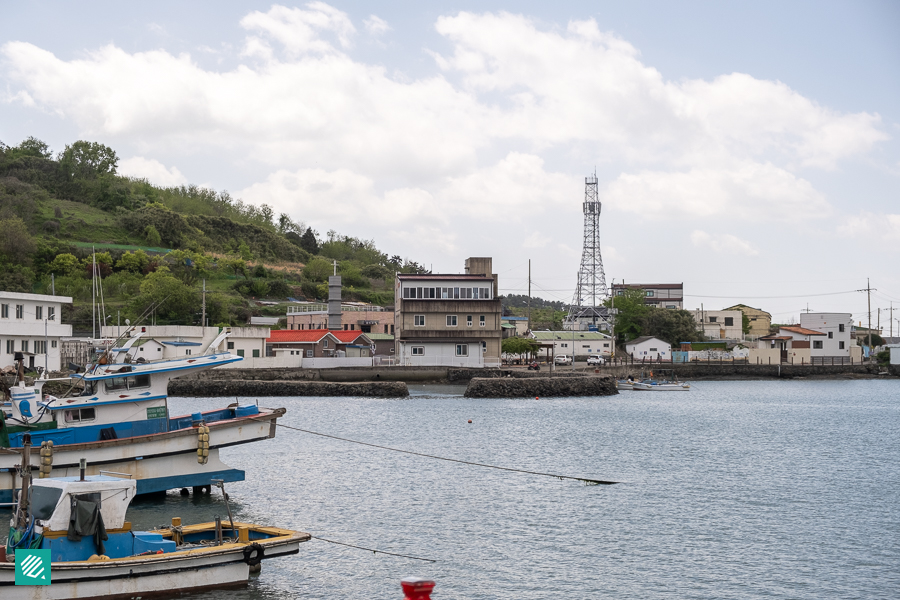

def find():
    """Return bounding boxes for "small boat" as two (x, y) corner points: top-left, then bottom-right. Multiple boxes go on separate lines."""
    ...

(1, 460), (309, 599)
(1, 327), (284, 504)
(630, 370), (690, 391)
(616, 379), (634, 391)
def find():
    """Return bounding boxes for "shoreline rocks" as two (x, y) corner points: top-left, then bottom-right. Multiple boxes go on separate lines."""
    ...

(464, 375), (618, 398)
(169, 379), (409, 398)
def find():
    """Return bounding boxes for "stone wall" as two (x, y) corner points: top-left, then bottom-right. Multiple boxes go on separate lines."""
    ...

(168, 379), (409, 397)
(464, 375), (617, 398)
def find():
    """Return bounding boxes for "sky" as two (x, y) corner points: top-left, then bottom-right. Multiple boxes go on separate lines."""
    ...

(2, 1), (899, 330)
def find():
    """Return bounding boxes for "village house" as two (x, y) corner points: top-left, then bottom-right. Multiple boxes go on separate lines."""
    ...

(395, 257), (502, 367)
(286, 302), (394, 335)
(1, 291), (73, 372)
(625, 336), (672, 360)
(529, 330), (613, 358)
(693, 309), (744, 340)
(611, 283), (683, 309)
(723, 304), (772, 338)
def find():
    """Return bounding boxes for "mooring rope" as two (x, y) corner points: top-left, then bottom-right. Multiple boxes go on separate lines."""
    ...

(254, 419), (619, 485)
(310, 535), (437, 562)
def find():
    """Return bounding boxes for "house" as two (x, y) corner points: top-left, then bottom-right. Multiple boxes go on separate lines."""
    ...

(266, 329), (372, 359)
(625, 336), (672, 359)
(693, 309), (744, 340)
(100, 325), (270, 360)
(758, 326), (826, 363)
(723, 304), (771, 338)
(564, 306), (613, 332)
(529, 331), (612, 358)
(286, 302), (394, 335)
(799, 313), (853, 356)
(611, 283), (683, 309)
(501, 316), (529, 337)
(0, 291), (73, 372)
(395, 257), (502, 367)
(365, 333), (395, 357)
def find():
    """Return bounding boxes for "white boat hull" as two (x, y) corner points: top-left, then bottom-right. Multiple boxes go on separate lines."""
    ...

(631, 382), (690, 391)
(0, 530), (306, 599)
(0, 409), (283, 502)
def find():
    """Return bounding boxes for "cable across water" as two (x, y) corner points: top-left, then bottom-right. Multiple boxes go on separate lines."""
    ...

(255, 419), (620, 486)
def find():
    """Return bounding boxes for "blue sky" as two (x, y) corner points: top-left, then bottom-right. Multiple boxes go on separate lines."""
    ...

(2, 1), (899, 328)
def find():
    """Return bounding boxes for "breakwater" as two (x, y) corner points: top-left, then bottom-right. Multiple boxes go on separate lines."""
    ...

(168, 379), (409, 397)
(464, 375), (618, 398)
(594, 362), (898, 379)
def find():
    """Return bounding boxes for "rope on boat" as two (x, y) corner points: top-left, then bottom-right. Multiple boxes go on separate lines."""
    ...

(310, 535), (437, 562)
(254, 419), (619, 486)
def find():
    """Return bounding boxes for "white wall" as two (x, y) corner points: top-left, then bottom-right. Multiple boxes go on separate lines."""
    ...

(0, 291), (73, 371)
(799, 313), (852, 356)
(398, 341), (492, 367)
(625, 338), (672, 358)
(101, 325), (270, 359)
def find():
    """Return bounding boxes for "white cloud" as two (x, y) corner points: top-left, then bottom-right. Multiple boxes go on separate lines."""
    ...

(690, 230), (759, 256)
(838, 212), (900, 243)
(604, 161), (830, 221)
(364, 15), (390, 36)
(118, 156), (187, 186)
(240, 3), (356, 55)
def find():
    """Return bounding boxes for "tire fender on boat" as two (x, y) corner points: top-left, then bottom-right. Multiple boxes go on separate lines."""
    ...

(243, 542), (265, 566)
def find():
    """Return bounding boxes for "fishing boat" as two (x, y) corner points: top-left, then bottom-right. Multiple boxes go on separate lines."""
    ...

(1, 449), (309, 599)
(616, 378), (635, 391)
(630, 370), (690, 391)
(1, 327), (284, 504)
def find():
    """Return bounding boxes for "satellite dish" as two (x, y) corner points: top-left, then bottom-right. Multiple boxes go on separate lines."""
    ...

(125, 319), (131, 325)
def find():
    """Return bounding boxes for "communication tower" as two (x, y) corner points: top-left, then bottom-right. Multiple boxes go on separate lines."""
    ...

(565, 173), (609, 331)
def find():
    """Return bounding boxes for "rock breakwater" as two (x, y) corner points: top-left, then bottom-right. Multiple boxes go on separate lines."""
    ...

(169, 379), (409, 397)
(464, 375), (617, 398)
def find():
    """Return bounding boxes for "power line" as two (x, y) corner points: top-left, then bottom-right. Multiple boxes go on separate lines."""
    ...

(259, 420), (619, 486)
(684, 290), (860, 300)
(311, 535), (436, 562)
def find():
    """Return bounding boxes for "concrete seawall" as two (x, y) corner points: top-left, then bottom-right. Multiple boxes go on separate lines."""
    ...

(464, 375), (618, 398)
(592, 362), (898, 379)
(169, 379), (409, 397)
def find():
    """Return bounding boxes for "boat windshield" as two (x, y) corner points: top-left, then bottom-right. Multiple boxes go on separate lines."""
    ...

(30, 485), (63, 521)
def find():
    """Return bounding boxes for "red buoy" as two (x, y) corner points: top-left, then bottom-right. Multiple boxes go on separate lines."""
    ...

(401, 577), (435, 600)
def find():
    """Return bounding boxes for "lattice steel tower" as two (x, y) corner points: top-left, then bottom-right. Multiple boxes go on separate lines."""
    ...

(566, 172), (608, 329)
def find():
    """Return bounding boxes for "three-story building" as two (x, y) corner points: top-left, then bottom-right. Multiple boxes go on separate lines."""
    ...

(0, 291), (73, 372)
(395, 257), (502, 367)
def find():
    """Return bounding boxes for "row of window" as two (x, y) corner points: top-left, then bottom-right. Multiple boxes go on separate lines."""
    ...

(707, 317), (735, 326)
(402, 286), (492, 300)
(811, 341), (846, 349)
(410, 344), (470, 357)
(4, 339), (58, 353)
(0, 304), (56, 320)
(414, 315), (487, 327)
(288, 323), (396, 334)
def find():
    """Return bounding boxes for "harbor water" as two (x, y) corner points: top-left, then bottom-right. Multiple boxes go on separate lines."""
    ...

(9, 380), (900, 598)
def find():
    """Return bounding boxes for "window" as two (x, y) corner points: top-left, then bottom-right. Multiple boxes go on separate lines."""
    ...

(827, 332), (833, 339)
(561, 343), (568, 348)
(708, 316), (717, 323)
(21, 340), (29, 352)
(616, 290), (624, 296)
(649, 347), (658, 352)
(603, 343), (610, 348)
(479, 315), (485, 327)
(227, 341), (235, 350)
(126, 374), (151, 389)
(456, 344), (468, 357)
(414, 315), (425, 327)
(838, 324), (845, 333)
(467, 315), (473, 327)
(724, 317), (733, 326)
(64, 407), (96, 423)
(105, 377), (127, 392)
(15, 305), (24, 319)
(252, 349), (260, 358)
(51, 340), (58, 348)
(344, 324), (348, 330)
(839, 341), (845, 350)
(237, 349), (245, 357)
(412, 346), (424, 356)
(645, 290), (654, 297)
(0, 304), (7, 318)
(35, 341), (46, 354)
(447, 315), (458, 327)
(384, 324), (389, 333)
(813, 341), (823, 349)
(35, 306), (43, 320)
(323, 339), (329, 348)
(666, 305), (676, 309)
(185, 349), (192, 356)
(306, 349), (314, 357)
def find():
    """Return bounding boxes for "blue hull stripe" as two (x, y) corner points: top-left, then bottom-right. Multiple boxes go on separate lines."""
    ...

(0, 469), (246, 504)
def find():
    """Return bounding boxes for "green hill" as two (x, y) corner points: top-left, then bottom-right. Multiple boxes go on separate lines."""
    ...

(0, 136), (427, 331)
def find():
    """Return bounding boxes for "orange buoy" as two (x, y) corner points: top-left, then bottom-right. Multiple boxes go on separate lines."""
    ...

(467, 419), (472, 423)
(535, 396), (539, 400)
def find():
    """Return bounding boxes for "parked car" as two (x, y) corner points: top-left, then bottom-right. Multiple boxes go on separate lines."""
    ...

(554, 355), (572, 365)
(587, 355), (605, 365)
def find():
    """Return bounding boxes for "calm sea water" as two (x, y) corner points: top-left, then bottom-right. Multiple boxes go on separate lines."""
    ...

(9, 380), (900, 599)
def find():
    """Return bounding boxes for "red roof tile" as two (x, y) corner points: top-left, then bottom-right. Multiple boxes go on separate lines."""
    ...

(266, 329), (372, 344)
(779, 326), (826, 336)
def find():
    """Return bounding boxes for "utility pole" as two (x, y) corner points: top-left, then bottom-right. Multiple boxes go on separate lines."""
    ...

(867, 277), (872, 354)
(527, 260), (532, 329)
(201, 279), (207, 327)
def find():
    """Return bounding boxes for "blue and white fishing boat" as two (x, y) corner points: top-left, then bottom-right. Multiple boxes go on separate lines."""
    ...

(0, 327), (284, 504)
(1, 459), (308, 599)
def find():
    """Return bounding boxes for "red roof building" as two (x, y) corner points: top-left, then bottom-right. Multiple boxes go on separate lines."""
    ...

(266, 329), (373, 358)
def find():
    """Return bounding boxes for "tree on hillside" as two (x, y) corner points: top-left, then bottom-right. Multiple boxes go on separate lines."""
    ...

(10, 137), (53, 159)
(49, 253), (82, 276)
(116, 250), (151, 274)
(302, 258), (333, 283)
(299, 228), (320, 254)
(58, 141), (118, 180)
(0, 217), (37, 265)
